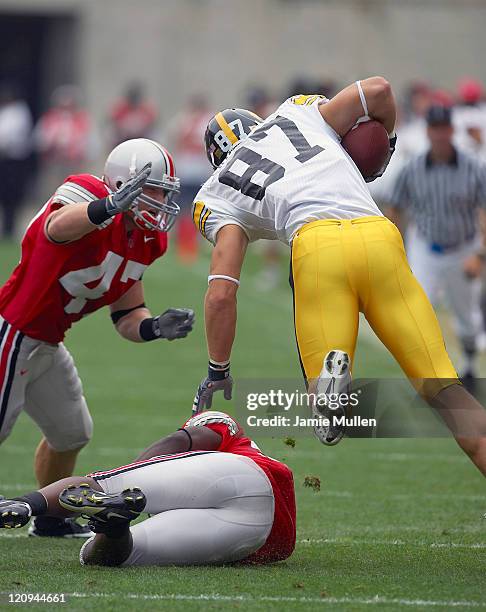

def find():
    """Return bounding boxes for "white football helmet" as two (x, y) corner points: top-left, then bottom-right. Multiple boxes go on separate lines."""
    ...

(104, 138), (180, 232)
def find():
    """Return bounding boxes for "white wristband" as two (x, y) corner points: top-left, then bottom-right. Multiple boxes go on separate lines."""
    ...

(355, 80), (369, 117)
(208, 274), (240, 286)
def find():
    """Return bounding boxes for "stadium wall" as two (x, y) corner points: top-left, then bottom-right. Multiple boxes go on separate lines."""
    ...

(0, 0), (484, 125)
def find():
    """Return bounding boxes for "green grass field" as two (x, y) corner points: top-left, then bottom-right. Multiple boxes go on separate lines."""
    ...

(0, 238), (485, 611)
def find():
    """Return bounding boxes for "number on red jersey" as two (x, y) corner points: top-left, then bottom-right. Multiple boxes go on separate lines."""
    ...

(59, 251), (148, 314)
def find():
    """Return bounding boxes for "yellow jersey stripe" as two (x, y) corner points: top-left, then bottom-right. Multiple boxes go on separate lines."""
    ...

(291, 94), (323, 106)
(215, 112), (238, 145)
(200, 209), (211, 238)
(193, 201), (205, 229)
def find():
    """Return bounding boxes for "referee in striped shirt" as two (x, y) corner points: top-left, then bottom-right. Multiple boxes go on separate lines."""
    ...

(387, 105), (486, 383)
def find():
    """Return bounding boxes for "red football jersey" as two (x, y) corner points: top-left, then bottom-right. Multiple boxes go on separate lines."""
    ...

(0, 174), (167, 343)
(184, 411), (296, 564)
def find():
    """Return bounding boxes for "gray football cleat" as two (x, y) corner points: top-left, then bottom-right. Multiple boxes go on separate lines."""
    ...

(312, 350), (351, 445)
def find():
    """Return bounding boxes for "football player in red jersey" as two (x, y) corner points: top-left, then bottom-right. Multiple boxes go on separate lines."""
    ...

(0, 138), (195, 537)
(0, 411), (296, 567)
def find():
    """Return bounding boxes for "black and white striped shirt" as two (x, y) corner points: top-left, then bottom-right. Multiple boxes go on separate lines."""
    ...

(389, 148), (486, 248)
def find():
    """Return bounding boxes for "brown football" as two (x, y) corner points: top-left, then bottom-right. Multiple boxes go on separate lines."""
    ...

(341, 120), (389, 179)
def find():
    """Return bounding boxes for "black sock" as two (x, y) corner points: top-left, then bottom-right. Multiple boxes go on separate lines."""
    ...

(90, 519), (130, 539)
(32, 515), (66, 528)
(13, 492), (47, 516)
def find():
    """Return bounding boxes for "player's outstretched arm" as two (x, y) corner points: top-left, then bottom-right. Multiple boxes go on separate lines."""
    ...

(135, 426), (222, 461)
(319, 76), (396, 137)
(44, 163), (151, 243)
(192, 224), (248, 414)
(110, 281), (195, 343)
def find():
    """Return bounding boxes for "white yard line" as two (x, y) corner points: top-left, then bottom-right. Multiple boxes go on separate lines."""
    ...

(289, 450), (467, 463)
(62, 592), (486, 608)
(1, 531), (484, 551)
(0, 445), (141, 455)
(298, 538), (486, 550)
(319, 489), (484, 502)
(369, 452), (467, 464)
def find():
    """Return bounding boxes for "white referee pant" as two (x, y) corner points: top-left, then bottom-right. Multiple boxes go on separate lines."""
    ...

(0, 316), (92, 451)
(406, 228), (483, 344)
(87, 451), (275, 566)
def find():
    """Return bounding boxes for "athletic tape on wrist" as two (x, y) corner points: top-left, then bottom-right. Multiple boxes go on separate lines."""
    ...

(209, 358), (230, 368)
(208, 359), (230, 380)
(355, 80), (369, 117)
(208, 274), (240, 286)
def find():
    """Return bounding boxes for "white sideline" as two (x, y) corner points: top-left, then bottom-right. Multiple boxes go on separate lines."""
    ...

(63, 592), (485, 607)
(298, 538), (486, 549)
(321, 489), (485, 502)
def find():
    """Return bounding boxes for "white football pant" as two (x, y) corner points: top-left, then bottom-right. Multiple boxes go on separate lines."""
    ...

(0, 316), (92, 451)
(88, 451), (275, 566)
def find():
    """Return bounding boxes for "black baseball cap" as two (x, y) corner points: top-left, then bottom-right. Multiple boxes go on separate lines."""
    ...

(426, 105), (452, 126)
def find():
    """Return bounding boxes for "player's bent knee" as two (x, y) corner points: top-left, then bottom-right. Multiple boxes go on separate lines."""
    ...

(47, 412), (93, 453)
(420, 379), (459, 403)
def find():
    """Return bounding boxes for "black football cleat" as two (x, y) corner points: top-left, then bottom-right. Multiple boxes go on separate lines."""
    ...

(312, 350), (352, 446)
(0, 499), (32, 529)
(28, 516), (94, 538)
(59, 484), (146, 532)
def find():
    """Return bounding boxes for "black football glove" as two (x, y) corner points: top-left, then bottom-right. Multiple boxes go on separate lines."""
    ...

(105, 162), (152, 216)
(155, 308), (195, 341)
(192, 361), (233, 414)
(365, 133), (397, 183)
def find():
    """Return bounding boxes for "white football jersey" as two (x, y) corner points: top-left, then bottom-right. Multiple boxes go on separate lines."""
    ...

(193, 95), (383, 245)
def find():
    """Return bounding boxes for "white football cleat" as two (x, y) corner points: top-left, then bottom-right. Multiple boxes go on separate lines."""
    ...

(312, 350), (351, 445)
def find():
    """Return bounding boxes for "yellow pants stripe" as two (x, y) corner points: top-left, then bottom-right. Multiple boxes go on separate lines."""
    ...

(290, 217), (458, 397)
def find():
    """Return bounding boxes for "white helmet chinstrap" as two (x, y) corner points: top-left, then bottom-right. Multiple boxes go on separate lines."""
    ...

(104, 138), (180, 232)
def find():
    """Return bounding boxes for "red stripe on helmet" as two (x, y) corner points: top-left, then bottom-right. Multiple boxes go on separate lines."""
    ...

(163, 146), (175, 177)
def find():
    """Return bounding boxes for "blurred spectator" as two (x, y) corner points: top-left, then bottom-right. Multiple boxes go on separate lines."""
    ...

(399, 80), (432, 158)
(315, 78), (339, 99)
(285, 76), (337, 101)
(165, 94), (212, 262)
(453, 77), (486, 159)
(371, 80), (432, 204)
(431, 88), (454, 108)
(34, 85), (96, 201)
(109, 82), (158, 147)
(386, 106), (486, 384)
(246, 86), (276, 119)
(0, 83), (33, 238)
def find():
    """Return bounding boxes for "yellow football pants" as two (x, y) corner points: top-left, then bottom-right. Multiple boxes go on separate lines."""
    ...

(290, 217), (458, 397)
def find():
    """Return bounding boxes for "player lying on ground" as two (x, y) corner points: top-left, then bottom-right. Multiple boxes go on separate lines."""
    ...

(0, 138), (195, 537)
(191, 78), (486, 476)
(0, 411), (296, 566)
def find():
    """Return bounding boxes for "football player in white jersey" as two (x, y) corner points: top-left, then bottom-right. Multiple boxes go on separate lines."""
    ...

(191, 78), (486, 480)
